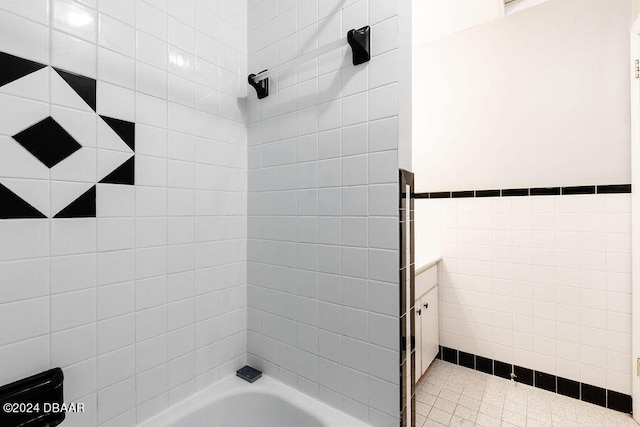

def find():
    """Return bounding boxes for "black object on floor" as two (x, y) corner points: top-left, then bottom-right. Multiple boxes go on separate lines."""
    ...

(236, 365), (262, 383)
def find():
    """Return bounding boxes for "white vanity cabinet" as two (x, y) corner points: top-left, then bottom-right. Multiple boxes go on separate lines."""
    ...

(414, 262), (439, 382)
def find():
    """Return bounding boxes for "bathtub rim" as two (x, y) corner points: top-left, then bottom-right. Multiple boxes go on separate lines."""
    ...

(136, 373), (371, 427)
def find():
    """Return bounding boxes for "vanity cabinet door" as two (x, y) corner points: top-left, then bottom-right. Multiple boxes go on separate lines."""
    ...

(421, 286), (439, 373)
(414, 296), (422, 383)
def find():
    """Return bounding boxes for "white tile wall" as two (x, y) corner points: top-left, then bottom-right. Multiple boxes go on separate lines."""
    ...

(246, 0), (401, 425)
(0, 0), (247, 426)
(416, 194), (632, 395)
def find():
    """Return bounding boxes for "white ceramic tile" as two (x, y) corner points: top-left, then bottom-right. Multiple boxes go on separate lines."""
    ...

(0, 336), (50, 386)
(0, 67), (49, 103)
(0, 0), (49, 25)
(97, 81), (135, 121)
(98, 0), (135, 26)
(52, 30), (97, 78)
(97, 377), (135, 424)
(97, 250), (135, 286)
(137, 31), (168, 69)
(98, 345), (135, 388)
(137, 0), (168, 40)
(51, 289), (96, 331)
(0, 10), (49, 63)
(98, 13), (135, 57)
(51, 323), (96, 366)
(97, 281), (134, 320)
(0, 297), (49, 345)
(52, 0), (97, 42)
(97, 313), (134, 354)
(97, 48), (135, 90)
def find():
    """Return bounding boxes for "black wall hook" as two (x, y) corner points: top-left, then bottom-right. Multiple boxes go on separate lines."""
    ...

(248, 70), (269, 99)
(347, 26), (370, 66)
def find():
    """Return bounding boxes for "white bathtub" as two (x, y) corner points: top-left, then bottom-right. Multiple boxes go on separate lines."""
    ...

(137, 374), (370, 427)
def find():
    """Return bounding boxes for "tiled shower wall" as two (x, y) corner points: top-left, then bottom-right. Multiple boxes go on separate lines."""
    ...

(416, 193), (632, 396)
(245, 0), (401, 425)
(0, 0), (247, 426)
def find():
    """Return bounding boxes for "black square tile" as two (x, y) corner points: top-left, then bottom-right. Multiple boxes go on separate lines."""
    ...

(557, 377), (580, 399)
(530, 187), (560, 196)
(534, 371), (556, 392)
(452, 191), (474, 198)
(442, 347), (458, 364)
(429, 192), (451, 199)
(476, 356), (493, 374)
(502, 188), (529, 197)
(514, 366), (533, 386)
(581, 383), (606, 407)
(458, 352), (475, 369)
(562, 185), (595, 195)
(493, 360), (512, 380)
(607, 390), (632, 413)
(475, 189), (500, 198)
(597, 184), (631, 194)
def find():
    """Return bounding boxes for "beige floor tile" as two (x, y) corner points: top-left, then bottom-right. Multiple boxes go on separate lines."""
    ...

(453, 404), (478, 422)
(428, 407), (453, 425)
(414, 360), (634, 427)
(476, 412), (501, 427)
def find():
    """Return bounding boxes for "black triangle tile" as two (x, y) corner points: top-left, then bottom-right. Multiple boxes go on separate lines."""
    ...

(100, 156), (134, 185)
(0, 52), (47, 88)
(13, 117), (82, 168)
(100, 116), (135, 151)
(54, 186), (96, 218)
(53, 67), (96, 111)
(0, 183), (46, 219)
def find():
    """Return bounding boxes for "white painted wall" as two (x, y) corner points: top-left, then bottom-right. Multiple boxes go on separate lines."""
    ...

(412, 0), (502, 46)
(413, 0), (632, 193)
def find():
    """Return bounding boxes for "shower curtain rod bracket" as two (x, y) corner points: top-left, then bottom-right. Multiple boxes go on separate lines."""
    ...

(248, 70), (269, 99)
(248, 26), (371, 99)
(347, 26), (370, 66)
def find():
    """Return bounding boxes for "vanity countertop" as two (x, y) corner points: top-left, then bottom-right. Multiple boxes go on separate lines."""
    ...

(415, 256), (441, 275)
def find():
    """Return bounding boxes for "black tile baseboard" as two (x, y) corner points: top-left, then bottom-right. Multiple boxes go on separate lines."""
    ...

(435, 346), (632, 414)
(414, 184), (631, 199)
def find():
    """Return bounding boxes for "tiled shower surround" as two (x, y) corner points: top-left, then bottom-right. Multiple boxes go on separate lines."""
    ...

(416, 192), (633, 399)
(245, 0), (402, 425)
(0, 0), (248, 425)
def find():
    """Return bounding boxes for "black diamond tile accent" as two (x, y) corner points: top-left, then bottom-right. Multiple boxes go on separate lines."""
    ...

(581, 383), (606, 407)
(476, 356), (493, 375)
(493, 360), (512, 380)
(53, 67), (96, 111)
(514, 366), (533, 386)
(607, 390), (632, 413)
(557, 377), (580, 399)
(13, 117), (82, 168)
(54, 186), (96, 218)
(535, 371), (556, 392)
(0, 52), (47, 87)
(100, 116), (135, 151)
(0, 183), (46, 219)
(100, 156), (134, 185)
